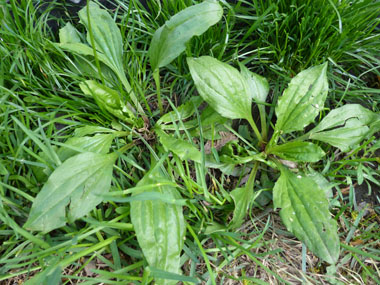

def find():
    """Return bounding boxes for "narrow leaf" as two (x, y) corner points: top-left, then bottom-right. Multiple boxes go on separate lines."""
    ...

(273, 166), (340, 264)
(25, 152), (117, 232)
(187, 56), (252, 120)
(307, 104), (380, 151)
(149, 0), (223, 70)
(275, 63), (328, 134)
(130, 168), (185, 285)
(268, 141), (325, 162)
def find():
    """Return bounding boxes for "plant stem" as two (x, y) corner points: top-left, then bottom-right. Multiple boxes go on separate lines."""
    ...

(153, 68), (164, 115)
(247, 114), (263, 144)
(247, 161), (260, 191)
(258, 105), (268, 142)
(186, 223), (216, 285)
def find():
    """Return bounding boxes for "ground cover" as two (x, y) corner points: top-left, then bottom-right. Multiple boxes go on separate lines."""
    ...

(0, 0), (380, 284)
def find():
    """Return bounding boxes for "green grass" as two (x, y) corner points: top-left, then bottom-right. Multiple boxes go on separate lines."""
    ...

(1, 0), (380, 283)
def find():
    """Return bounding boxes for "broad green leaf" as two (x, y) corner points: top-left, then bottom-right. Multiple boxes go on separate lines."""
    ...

(273, 166), (339, 264)
(25, 152), (117, 232)
(58, 42), (111, 66)
(307, 104), (380, 152)
(157, 96), (203, 125)
(78, 2), (123, 76)
(157, 130), (202, 163)
(230, 187), (254, 229)
(130, 168), (185, 285)
(239, 63), (269, 103)
(59, 22), (81, 44)
(187, 56), (252, 120)
(268, 141), (325, 162)
(275, 63), (328, 134)
(58, 2), (143, 114)
(306, 168), (334, 199)
(79, 80), (135, 123)
(149, 0), (223, 71)
(57, 134), (114, 162)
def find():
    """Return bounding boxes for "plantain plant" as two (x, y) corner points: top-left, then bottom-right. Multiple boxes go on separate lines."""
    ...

(24, 1), (223, 284)
(160, 55), (380, 264)
(22, 0), (380, 284)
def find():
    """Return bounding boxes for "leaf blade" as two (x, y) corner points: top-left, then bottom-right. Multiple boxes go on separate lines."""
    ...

(268, 141), (325, 162)
(308, 104), (380, 151)
(157, 130), (202, 163)
(187, 56), (251, 120)
(149, 0), (223, 70)
(239, 63), (269, 103)
(273, 166), (340, 264)
(230, 187), (254, 229)
(275, 63), (328, 134)
(25, 152), (117, 232)
(78, 2), (123, 74)
(130, 168), (185, 285)
(79, 80), (135, 123)
(57, 134), (114, 162)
